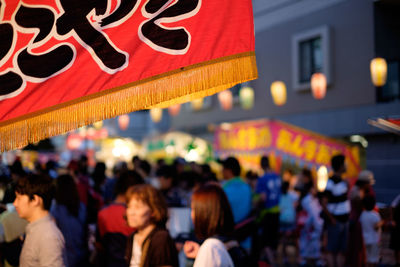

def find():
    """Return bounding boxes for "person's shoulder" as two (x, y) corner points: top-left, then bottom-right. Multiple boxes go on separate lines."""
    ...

(271, 172), (280, 178)
(289, 191), (299, 201)
(148, 228), (175, 252)
(325, 178), (335, 187)
(97, 205), (109, 221)
(202, 238), (225, 249)
(264, 172), (281, 182)
(151, 228), (172, 242)
(35, 218), (64, 242)
(45, 218), (63, 233)
(258, 173), (268, 180)
(99, 203), (123, 216)
(360, 210), (368, 221)
(371, 210), (381, 219)
(361, 210), (377, 219)
(236, 177), (251, 188)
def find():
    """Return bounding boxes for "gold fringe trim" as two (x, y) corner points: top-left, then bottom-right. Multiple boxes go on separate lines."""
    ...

(0, 51), (257, 152)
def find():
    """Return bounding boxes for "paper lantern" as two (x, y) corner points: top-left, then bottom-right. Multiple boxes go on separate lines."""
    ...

(150, 108), (162, 123)
(191, 98), (204, 110)
(239, 86), (254, 109)
(218, 90), (233, 110)
(370, 57), (387, 87)
(66, 134), (82, 150)
(93, 120), (103, 129)
(118, 114), (130, 130)
(311, 73), (327, 99)
(270, 81), (287, 106)
(317, 166), (328, 192)
(168, 104), (181, 116)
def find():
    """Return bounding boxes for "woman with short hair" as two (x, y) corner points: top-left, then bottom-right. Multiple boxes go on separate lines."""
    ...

(125, 184), (178, 267)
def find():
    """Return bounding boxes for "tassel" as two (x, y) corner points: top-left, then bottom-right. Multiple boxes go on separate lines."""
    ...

(0, 51), (257, 152)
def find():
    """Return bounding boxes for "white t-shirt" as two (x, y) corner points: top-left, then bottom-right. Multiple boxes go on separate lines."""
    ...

(193, 238), (234, 267)
(129, 237), (142, 267)
(360, 210), (381, 245)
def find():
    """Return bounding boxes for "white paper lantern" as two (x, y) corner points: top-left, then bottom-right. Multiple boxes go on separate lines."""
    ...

(270, 81), (287, 106)
(150, 108), (162, 123)
(370, 57), (387, 87)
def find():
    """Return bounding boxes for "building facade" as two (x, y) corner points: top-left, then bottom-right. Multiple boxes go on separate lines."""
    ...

(168, 0), (400, 204)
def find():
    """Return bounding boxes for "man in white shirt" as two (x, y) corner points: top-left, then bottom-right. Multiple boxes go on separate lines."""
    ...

(13, 174), (67, 267)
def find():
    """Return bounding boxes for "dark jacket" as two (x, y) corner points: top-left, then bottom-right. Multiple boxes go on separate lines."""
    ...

(125, 227), (178, 267)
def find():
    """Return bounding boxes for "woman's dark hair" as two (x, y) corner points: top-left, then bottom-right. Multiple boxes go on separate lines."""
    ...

(92, 162), (106, 193)
(355, 180), (369, 187)
(246, 171), (258, 181)
(331, 154), (345, 172)
(15, 174), (54, 211)
(114, 170), (144, 196)
(301, 168), (312, 182)
(363, 195), (376, 211)
(156, 165), (177, 187)
(55, 174), (81, 217)
(281, 181), (290, 194)
(299, 168), (314, 198)
(139, 160), (152, 176)
(10, 159), (25, 177)
(156, 165), (176, 179)
(191, 183), (234, 240)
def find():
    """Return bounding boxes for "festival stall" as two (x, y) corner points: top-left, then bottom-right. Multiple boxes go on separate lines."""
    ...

(214, 119), (362, 189)
(141, 131), (213, 164)
(95, 137), (142, 170)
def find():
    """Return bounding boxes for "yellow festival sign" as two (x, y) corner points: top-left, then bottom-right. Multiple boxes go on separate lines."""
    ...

(214, 119), (361, 179)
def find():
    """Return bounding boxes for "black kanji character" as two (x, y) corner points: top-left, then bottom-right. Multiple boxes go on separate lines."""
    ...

(0, 23), (12, 60)
(15, 5), (74, 79)
(0, 71), (24, 96)
(56, 0), (127, 71)
(140, 0), (200, 53)
(0, 0), (23, 97)
(100, 0), (139, 27)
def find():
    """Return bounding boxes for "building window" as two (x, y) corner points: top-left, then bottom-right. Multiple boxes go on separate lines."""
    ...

(377, 61), (400, 102)
(299, 37), (323, 83)
(292, 26), (331, 91)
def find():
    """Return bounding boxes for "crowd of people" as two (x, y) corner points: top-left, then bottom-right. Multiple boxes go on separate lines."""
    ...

(0, 153), (399, 267)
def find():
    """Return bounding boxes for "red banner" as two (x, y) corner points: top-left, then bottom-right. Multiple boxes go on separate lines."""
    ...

(0, 0), (257, 151)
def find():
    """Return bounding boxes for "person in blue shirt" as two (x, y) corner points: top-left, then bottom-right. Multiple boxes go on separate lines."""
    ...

(256, 155), (281, 265)
(221, 157), (252, 224)
(221, 157), (253, 251)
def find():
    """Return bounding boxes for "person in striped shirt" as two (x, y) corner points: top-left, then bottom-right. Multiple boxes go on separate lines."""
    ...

(321, 154), (350, 267)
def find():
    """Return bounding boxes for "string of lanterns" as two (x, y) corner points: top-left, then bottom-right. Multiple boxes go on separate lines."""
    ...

(154, 56), (387, 118)
(269, 57), (387, 106)
(114, 56), (389, 127)
(270, 73), (328, 105)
